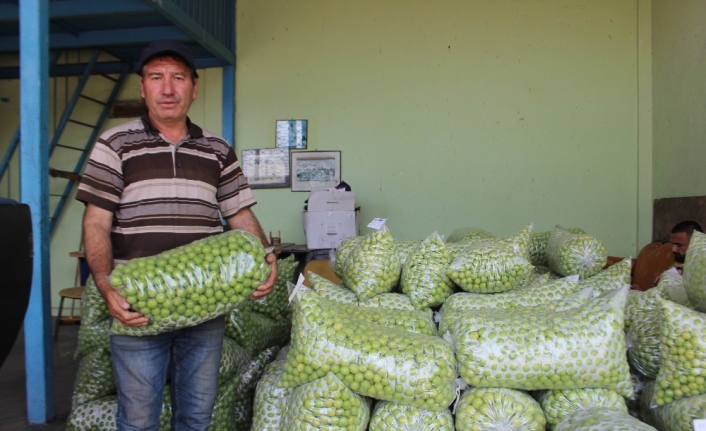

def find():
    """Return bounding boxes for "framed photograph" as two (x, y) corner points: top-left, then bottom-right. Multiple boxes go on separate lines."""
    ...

(241, 148), (290, 189)
(290, 151), (341, 192)
(276, 120), (308, 149)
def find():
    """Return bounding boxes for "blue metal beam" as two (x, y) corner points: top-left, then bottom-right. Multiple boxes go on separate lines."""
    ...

(144, 0), (235, 65)
(20, 0), (54, 423)
(0, 0), (153, 22)
(49, 0), (152, 19)
(0, 56), (226, 79)
(222, 65), (235, 147)
(0, 25), (189, 52)
(221, 0), (236, 146)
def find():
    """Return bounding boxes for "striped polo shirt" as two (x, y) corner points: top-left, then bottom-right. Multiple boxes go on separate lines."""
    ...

(76, 116), (256, 261)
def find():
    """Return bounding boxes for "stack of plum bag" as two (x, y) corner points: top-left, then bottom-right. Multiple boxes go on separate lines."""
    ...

(66, 230), (298, 431)
(70, 222), (706, 430)
(254, 223), (706, 431)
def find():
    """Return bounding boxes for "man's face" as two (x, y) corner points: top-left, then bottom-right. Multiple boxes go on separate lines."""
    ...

(671, 231), (690, 263)
(140, 56), (197, 126)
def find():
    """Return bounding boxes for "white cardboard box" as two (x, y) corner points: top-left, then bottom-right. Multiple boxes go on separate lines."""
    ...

(302, 190), (360, 249)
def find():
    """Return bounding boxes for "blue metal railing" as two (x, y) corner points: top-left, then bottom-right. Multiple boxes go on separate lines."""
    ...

(49, 63), (129, 233)
(0, 128), (20, 184)
(48, 49), (100, 156)
(0, 51), (59, 184)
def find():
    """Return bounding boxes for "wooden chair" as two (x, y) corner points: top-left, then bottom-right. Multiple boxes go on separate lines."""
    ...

(632, 242), (676, 291)
(54, 286), (85, 340)
(54, 234), (88, 340)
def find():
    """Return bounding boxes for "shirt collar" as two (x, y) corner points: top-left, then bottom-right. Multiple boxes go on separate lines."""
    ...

(141, 115), (204, 139)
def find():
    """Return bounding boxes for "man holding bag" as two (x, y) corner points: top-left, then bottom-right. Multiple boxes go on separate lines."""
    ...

(76, 40), (276, 430)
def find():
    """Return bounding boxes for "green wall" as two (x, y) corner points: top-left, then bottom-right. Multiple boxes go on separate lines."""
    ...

(652, 0), (706, 199)
(0, 0), (668, 313)
(237, 0), (643, 256)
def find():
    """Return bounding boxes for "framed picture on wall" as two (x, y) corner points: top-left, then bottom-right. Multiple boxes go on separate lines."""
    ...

(241, 148), (290, 189)
(290, 151), (341, 192)
(275, 120), (308, 149)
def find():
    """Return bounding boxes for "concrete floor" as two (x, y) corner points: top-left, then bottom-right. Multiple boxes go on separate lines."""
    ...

(0, 325), (80, 431)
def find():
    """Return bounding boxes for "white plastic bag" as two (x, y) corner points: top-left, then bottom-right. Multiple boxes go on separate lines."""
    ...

(538, 388), (627, 430)
(445, 227), (494, 243)
(225, 301), (291, 357)
(546, 227), (607, 279)
(368, 401), (454, 431)
(455, 387), (546, 431)
(447, 241), (533, 293)
(659, 267), (692, 308)
(529, 228), (586, 267)
(440, 275), (579, 313)
(308, 273), (417, 311)
(652, 299), (706, 406)
(251, 359), (292, 431)
(281, 372), (371, 431)
(578, 258), (631, 298)
(67, 391), (172, 431)
(280, 286), (457, 410)
(108, 230), (271, 336)
(400, 232), (455, 308)
(554, 407), (656, 431)
(71, 349), (115, 408)
(395, 239), (422, 266)
(332, 236), (363, 278)
(684, 230), (706, 312)
(342, 225), (401, 300)
(442, 287), (633, 397)
(626, 310), (661, 379)
(640, 380), (706, 431)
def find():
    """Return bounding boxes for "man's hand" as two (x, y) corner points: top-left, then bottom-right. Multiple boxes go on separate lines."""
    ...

(226, 208), (279, 300)
(250, 253), (277, 300)
(102, 285), (149, 327)
(84, 203), (148, 327)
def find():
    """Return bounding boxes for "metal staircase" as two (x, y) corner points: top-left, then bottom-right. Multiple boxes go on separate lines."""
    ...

(0, 49), (129, 233)
(0, 52), (60, 193)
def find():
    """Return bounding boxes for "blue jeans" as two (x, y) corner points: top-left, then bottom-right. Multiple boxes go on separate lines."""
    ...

(111, 317), (225, 431)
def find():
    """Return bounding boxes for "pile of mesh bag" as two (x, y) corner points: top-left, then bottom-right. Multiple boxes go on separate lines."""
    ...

(282, 223), (642, 430)
(67, 235), (296, 431)
(74, 219), (706, 431)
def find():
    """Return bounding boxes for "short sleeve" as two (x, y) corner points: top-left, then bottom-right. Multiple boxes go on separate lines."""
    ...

(217, 146), (257, 218)
(75, 140), (124, 212)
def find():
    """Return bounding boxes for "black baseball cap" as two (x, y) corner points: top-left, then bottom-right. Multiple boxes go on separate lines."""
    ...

(138, 39), (198, 77)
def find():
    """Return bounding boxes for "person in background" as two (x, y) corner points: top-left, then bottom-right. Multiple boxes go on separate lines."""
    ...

(649, 220), (704, 288)
(75, 39), (277, 431)
(669, 220), (703, 274)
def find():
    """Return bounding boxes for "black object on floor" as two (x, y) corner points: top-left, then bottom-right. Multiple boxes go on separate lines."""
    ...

(0, 199), (33, 370)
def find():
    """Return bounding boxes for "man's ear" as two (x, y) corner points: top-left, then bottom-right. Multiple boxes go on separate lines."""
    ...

(192, 77), (199, 100)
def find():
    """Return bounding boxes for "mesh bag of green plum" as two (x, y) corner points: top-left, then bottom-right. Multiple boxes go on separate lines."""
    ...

(280, 285), (458, 411)
(108, 230), (271, 336)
